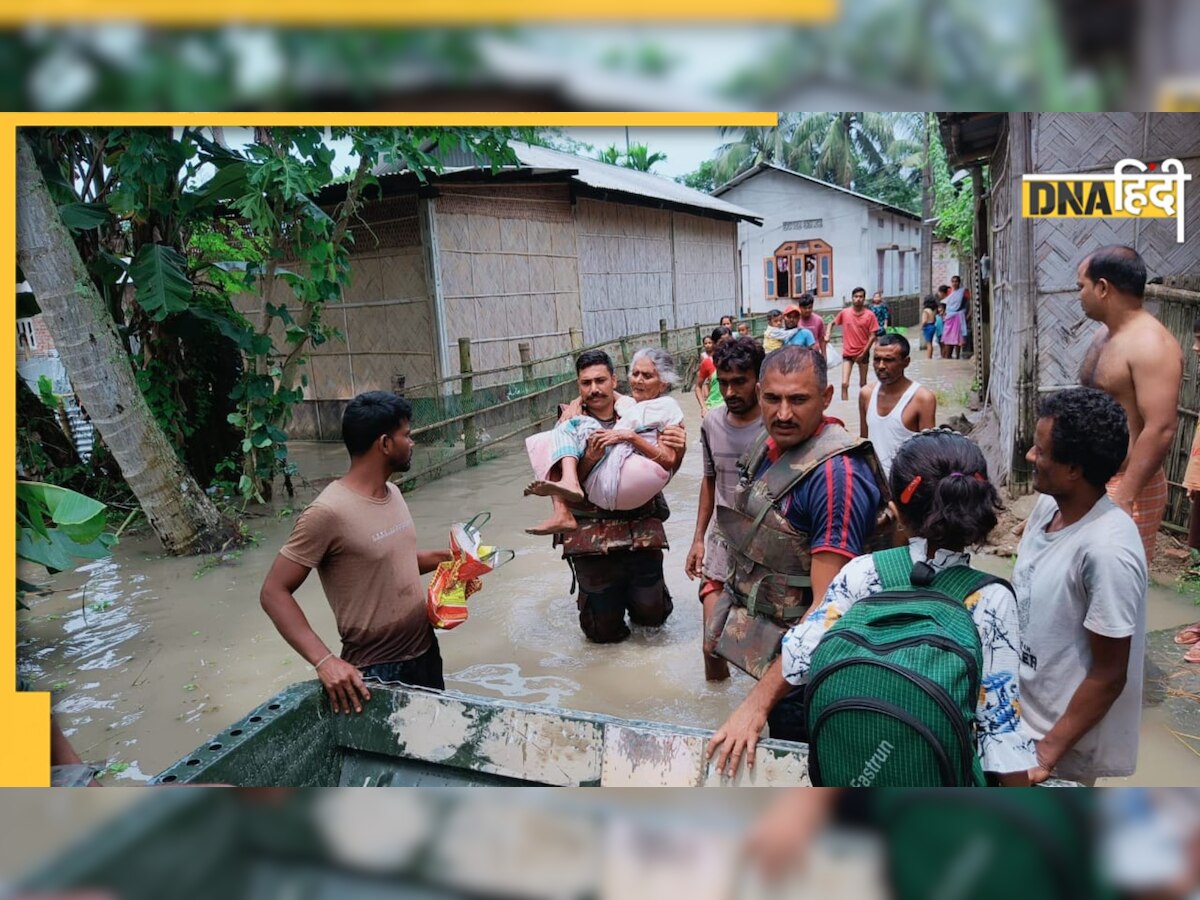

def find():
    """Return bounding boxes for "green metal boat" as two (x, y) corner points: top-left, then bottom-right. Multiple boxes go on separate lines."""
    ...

(150, 680), (813, 787)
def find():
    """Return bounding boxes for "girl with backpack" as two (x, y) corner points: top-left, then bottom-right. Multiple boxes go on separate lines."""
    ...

(708, 427), (1036, 786)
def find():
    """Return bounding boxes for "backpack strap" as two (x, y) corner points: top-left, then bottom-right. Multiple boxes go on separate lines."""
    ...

(929, 567), (1011, 603)
(872, 546), (1013, 603)
(872, 546), (918, 590)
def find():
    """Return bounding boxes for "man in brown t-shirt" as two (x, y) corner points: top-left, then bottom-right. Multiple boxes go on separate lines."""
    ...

(260, 392), (451, 714)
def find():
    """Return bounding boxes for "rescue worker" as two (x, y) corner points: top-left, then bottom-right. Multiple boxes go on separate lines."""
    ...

(553, 349), (687, 643)
(705, 345), (891, 741)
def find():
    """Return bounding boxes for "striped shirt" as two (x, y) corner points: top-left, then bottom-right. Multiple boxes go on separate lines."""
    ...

(755, 421), (881, 560)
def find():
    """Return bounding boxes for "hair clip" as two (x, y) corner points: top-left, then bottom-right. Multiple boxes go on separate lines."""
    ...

(900, 475), (923, 504)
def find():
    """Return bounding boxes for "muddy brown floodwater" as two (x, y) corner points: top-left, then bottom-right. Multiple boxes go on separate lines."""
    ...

(17, 352), (1200, 784)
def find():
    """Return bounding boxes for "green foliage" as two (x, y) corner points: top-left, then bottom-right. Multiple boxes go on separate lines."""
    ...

(36, 375), (57, 409)
(594, 142), (667, 173)
(58, 202), (110, 233)
(16, 481), (116, 607)
(130, 244), (193, 320)
(621, 143), (667, 173)
(929, 115), (976, 255)
(26, 124), (522, 509)
(676, 159), (718, 193)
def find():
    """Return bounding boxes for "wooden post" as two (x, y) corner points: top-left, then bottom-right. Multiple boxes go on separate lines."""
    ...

(569, 327), (583, 351)
(659, 318), (669, 350)
(693, 323), (703, 354)
(458, 337), (477, 467)
(618, 337), (631, 383)
(1009, 113), (1037, 495)
(519, 341), (538, 437)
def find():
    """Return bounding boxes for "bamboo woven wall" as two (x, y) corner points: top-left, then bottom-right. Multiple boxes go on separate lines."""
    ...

(436, 183), (581, 388)
(1152, 280), (1200, 532)
(672, 212), (739, 326)
(232, 194), (434, 440)
(1031, 114), (1200, 397)
(576, 197), (675, 343)
(975, 112), (1200, 492)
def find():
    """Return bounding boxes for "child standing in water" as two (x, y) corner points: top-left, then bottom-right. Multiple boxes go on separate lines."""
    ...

(921, 295), (938, 359)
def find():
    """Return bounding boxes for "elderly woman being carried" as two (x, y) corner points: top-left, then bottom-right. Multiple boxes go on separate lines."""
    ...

(525, 347), (684, 534)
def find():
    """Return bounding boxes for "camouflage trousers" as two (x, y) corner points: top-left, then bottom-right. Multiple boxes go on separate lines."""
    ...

(569, 548), (673, 644)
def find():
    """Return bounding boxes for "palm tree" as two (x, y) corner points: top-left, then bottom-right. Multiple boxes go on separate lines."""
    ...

(595, 144), (622, 166)
(711, 114), (804, 187)
(621, 143), (667, 173)
(788, 112), (897, 189)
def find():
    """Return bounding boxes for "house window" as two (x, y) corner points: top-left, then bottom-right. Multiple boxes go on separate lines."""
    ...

(17, 318), (36, 350)
(877, 217), (884, 228)
(899, 222), (905, 232)
(774, 239), (833, 300)
(763, 258), (776, 298)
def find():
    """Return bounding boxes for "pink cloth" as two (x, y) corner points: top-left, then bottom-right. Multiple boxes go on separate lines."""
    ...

(524, 427), (668, 510)
(941, 310), (965, 346)
(525, 432), (557, 481)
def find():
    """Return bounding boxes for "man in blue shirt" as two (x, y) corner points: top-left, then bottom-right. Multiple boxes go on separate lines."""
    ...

(704, 346), (889, 756)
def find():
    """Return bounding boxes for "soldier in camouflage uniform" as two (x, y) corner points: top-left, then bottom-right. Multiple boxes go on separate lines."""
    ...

(552, 349), (687, 643)
(706, 345), (892, 767)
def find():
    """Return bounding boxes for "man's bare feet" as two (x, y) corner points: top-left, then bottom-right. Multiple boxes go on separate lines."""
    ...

(524, 480), (584, 504)
(526, 510), (578, 535)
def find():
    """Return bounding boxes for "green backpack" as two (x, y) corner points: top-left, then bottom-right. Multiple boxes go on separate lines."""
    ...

(804, 545), (1007, 787)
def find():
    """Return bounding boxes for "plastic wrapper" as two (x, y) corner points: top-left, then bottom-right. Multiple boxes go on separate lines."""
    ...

(426, 512), (513, 630)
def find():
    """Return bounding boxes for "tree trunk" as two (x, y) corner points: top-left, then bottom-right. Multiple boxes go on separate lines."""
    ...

(15, 132), (235, 556)
(920, 114), (933, 301)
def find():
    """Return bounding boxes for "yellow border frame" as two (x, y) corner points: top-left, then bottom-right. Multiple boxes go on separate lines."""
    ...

(2, 110), (776, 786)
(8, 2), (836, 24)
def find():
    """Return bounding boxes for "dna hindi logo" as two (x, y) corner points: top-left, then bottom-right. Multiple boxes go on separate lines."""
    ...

(1022, 158), (1191, 242)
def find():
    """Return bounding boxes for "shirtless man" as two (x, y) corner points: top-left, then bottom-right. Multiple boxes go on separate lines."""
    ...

(1076, 245), (1182, 563)
(858, 333), (937, 478)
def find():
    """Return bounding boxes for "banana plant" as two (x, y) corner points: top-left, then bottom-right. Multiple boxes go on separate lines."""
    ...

(16, 481), (117, 608)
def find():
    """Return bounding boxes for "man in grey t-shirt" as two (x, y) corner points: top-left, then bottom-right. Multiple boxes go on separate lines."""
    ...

(686, 337), (765, 681)
(1015, 387), (1148, 784)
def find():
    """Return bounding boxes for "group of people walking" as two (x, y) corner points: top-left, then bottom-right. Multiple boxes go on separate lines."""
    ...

(258, 244), (1193, 788)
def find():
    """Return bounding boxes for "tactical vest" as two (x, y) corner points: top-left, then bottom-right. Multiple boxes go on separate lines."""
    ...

(712, 423), (892, 678)
(554, 496), (669, 557)
(552, 399), (670, 558)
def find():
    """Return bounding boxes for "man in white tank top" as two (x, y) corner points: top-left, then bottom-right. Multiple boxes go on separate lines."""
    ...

(858, 333), (937, 478)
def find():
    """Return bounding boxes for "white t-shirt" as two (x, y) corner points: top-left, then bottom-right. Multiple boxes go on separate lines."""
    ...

(1012, 493), (1148, 779)
(616, 395), (684, 431)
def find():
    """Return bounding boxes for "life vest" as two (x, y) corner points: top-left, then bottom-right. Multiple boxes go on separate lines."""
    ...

(712, 423), (892, 678)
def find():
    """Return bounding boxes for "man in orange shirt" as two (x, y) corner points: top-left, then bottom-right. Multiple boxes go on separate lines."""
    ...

(831, 287), (879, 401)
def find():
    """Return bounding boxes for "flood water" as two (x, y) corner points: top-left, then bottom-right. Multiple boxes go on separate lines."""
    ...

(17, 353), (1200, 785)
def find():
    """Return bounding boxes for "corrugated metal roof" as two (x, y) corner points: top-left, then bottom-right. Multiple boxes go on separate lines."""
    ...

(711, 161), (921, 221)
(374, 142), (763, 224)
